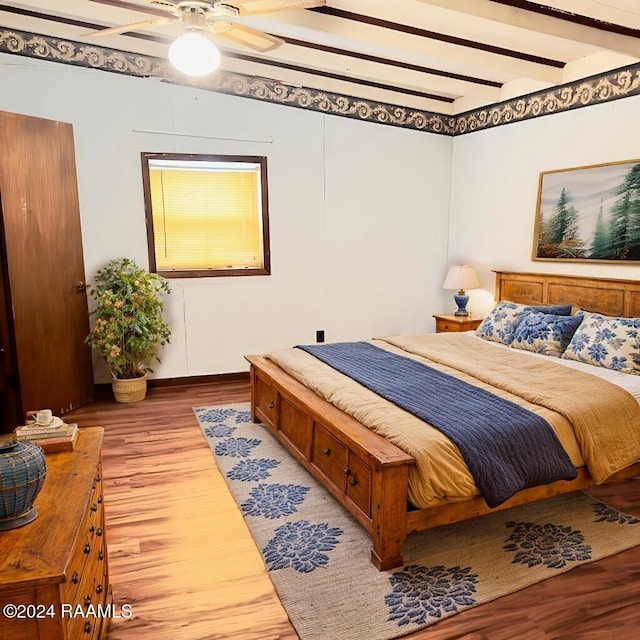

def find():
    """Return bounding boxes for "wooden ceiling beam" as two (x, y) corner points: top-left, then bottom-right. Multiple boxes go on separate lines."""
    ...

(415, 0), (640, 58)
(258, 9), (564, 84)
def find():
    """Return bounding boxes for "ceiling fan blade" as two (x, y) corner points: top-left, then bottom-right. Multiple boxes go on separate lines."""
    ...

(84, 16), (177, 37)
(235, 0), (326, 16)
(150, 0), (179, 9)
(214, 22), (284, 52)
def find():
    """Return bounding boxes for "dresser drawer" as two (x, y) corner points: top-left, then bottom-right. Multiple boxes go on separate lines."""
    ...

(62, 497), (105, 604)
(73, 573), (96, 613)
(67, 536), (108, 640)
(89, 464), (104, 515)
(67, 609), (96, 640)
(63, 521), (94, 603)
(311, 423), (348, 490)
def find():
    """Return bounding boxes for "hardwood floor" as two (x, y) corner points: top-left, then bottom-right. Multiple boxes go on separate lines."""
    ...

(65, 381), (640, 640)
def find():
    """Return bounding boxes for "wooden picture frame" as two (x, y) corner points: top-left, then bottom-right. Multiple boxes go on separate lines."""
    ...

(532, 158), (640, 262)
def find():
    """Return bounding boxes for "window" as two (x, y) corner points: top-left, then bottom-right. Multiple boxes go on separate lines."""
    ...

(141, 153), (270, 277)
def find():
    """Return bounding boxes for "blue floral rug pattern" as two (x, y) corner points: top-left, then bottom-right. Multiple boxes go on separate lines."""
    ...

(194, 403), (640, 640)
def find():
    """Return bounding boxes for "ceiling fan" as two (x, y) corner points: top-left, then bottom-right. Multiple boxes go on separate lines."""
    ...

(86, 0), (326, 75)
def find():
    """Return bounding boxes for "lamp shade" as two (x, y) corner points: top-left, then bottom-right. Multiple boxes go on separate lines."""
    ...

(442, 265), (480, 291)
(168, 31), (221, 77)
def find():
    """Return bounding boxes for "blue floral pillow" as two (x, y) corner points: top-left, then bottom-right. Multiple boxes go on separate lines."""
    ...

(510, 312), (583, 357)
(561, 312), (640, 374)
(476, 302), (572, 345)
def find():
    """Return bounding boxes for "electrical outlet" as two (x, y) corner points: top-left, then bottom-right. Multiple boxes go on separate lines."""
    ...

(316, 330), (325, 343)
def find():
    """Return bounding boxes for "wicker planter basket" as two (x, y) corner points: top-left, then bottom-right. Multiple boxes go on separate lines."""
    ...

(111, 373), (147, 403)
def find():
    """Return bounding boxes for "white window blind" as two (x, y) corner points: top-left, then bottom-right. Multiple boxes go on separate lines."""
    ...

(148, 163), (264, 271)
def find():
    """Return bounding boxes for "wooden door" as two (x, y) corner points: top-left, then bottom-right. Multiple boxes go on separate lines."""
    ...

(0, 110), (94, 427)
(0, 206), (19, 432)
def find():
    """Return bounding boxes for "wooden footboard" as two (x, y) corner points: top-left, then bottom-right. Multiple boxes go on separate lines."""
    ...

(247, 355), (414, 569)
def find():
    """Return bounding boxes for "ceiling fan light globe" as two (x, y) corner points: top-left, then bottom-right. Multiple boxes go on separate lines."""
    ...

(168, 31), (220, 76)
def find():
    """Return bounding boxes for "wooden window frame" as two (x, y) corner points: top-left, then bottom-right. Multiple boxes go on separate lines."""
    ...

(141, 152), (271, 278)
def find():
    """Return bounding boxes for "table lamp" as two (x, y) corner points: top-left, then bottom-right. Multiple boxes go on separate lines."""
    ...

(442, 265), (480, 316)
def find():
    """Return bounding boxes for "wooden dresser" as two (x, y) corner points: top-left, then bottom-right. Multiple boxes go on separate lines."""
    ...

(0, 428), (111, 640)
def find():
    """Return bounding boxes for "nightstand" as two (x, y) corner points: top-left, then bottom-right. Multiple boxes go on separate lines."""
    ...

(433, 314), (483, 333)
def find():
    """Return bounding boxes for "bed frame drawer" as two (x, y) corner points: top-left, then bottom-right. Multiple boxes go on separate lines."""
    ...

(345, 452), (371, 517)
(255, 377), (278, 428)
(311, 422), (348, 490)
(279, 397), (312, 458)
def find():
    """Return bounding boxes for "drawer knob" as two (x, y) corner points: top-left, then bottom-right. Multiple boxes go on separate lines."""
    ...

(72, 572), (79, 584)
(268, 400), (275, 409)
(96, 527), (103, 537)
(84, 596), (91, 607)
(98, 550), (104, 561)
(344, 468), (351, 476)
(95, 475), (101, 483)
(96, 584), (103, 595)
(84, 543), (91, 554)
(97, 496), (103, 504)
(323, 448), (331, 456)
(90, 503), (98, 512)
(89, 525), (95, 534)
(349, 477), (358, 487)
(84, 621), (92, 634)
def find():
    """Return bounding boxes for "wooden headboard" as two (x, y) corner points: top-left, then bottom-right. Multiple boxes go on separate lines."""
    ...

(494, 271), (640, 318)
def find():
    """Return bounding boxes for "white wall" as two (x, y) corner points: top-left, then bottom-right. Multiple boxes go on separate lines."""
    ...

(0, 54), (452, 381)
(449, 96), (640, 316)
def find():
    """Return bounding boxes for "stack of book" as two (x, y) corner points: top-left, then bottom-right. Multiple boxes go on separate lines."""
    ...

(15, 422), (79, 453)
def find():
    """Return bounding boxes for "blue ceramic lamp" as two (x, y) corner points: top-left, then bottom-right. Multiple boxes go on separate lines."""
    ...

(443, 265), (480, 316)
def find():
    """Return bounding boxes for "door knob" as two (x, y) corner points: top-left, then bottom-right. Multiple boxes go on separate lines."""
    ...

(76, 281), (88, 292)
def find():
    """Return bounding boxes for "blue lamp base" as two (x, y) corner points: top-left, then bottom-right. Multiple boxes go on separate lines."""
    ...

(453, 290), (470, 316)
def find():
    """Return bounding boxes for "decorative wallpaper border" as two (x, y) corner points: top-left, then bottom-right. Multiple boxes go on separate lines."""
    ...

(0, 27), (454, 135)
(1, 26), (638, 136)
(456, 64), (640, 135)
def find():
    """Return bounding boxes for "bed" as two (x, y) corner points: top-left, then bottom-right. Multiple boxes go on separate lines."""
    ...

(245, 271), (640, 570)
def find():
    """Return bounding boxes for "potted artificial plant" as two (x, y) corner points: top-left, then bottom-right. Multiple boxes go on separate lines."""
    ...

(86, 258), (171, 403)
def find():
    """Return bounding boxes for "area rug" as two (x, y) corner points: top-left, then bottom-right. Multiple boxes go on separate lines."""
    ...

(194, 403), (640, 640)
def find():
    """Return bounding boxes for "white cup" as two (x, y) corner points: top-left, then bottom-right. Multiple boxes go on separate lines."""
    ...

(35, 409), (53, 426)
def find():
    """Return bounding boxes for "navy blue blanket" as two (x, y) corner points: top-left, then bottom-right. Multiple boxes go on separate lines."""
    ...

(297, 342), (577, 508)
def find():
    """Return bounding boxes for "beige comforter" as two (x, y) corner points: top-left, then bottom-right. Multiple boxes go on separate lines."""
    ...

(267, 333), (640, 508)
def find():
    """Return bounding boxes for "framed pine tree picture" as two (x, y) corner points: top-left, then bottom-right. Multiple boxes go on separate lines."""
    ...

(532, 159), (640, 262)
